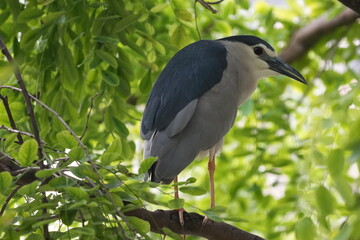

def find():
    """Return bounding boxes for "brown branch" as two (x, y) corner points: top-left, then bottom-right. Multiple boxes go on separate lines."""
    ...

(196, 0), (224, 14)
(280, 8), (359, 63)
(125, 209), (264, 240)
(0, 94), (24, 144)
(0, 125), (43, 143)
(0, 37), (45, 166)
(338, 0), (360, 15)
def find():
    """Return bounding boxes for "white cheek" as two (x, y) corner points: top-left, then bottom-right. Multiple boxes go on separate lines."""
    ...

(251, 59), (278, 79)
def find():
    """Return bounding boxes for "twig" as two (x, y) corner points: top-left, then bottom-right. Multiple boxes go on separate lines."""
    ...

(0, 94), (23, 144)
(0, 125), (43, 143)
(0, 185), (22, 216)
(194, 0), (202, 40)
(0, 37), (45, 167)
(0, 86), (91, 162)
(80, 93), (100, 140)
(196, 0), (223, 14)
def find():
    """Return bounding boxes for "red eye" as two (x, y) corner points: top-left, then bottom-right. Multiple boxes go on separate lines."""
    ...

(253, 46), (264, 55)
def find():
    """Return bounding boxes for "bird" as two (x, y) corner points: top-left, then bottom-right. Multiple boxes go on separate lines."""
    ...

(140, 35), (307, 224)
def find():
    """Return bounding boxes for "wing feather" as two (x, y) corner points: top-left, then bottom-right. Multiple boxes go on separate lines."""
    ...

(140, 40), (227, 139)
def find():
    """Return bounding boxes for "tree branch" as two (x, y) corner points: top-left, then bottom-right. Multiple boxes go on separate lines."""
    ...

(0, 94), (24, 144)
(0, 37), (45, 166)
(125, 209), (264, 240)
(280, 8), (359, 63)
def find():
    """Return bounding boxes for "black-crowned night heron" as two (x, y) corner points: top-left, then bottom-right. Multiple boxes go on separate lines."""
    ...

(141, 35), (307, 224)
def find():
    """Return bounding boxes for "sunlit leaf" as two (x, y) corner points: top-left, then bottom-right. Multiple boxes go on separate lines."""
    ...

(139, 157), (157, 174)
(179, 186), (206, 196)
(17, 8), (43, 23)
(295, 217), (315, 240)
(56, 131), (78, 149)
(18, 139), (38, 167)
(0, 172), (12, 194)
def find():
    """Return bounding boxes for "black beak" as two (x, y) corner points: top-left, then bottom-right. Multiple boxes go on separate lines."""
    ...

(267, 57), (307, 85)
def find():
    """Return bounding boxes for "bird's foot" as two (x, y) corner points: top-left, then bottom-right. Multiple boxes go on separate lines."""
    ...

(202, 216), (209, 227)
(178, 208), (185, 226)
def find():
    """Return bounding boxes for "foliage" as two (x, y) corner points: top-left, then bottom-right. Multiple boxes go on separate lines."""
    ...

(0, 0), (359, 239)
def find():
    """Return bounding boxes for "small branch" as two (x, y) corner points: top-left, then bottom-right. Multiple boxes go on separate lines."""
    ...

(0, 86), (91, 160)
(0, 125), (43, 143)
(280, 8), (359, 63)
(80, 93), (100, 140)
(196, 0), (224, 14)
(0, 185), (21, 216)
(125, 209), (264, 240)
(0, 94), (24, 144)
(0, 37), (45, 166)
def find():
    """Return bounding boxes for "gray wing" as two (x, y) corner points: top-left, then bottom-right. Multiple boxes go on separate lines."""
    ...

(141, 40), (228, 140)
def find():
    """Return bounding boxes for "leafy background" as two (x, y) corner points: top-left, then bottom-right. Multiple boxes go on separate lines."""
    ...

(0, 0), (359, 239)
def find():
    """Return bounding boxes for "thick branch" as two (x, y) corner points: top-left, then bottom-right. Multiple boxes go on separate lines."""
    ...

(125, 209), (264, 240)
(280, 8), (359, 63)
(0, 152), (264, 239)
(338, 0), (360, 14)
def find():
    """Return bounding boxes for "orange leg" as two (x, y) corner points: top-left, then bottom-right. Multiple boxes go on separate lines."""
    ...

(208, 153), (216, 208)
(203, 152), (216, 226)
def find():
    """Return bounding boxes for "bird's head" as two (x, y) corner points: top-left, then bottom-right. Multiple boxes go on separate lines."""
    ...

(220, 35), (307, 85)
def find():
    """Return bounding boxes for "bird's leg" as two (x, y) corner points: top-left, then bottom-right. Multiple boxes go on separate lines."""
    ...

(208, 152), (216, 208)
(173, 176), (185, 226)
(203, 152), (216, 226)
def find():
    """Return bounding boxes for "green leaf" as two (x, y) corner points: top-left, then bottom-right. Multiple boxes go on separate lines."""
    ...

(102, 70), (120, 86)
(0, 172), (12, 194)
(69, 227), (95, 236)
(60, 209), (77, 226)
(35, 169), (58, 178)
(114, 13), (142, 33)
(109, 192), (124, 207)
(56, 130), (77, 149)
(161, 227), (182, 240)
(58, 45), (78, 92)
(174, 9), (192, 22)
(334, 223), (353, 240)
(69, 146), (85, 161)
(17, 181), (39, 196)
(295, 217), (315, 240)
(70, 165), (99, 181)
(107, 138), (122, 154)
(94, 36), (119, 44)
(20, 28), (45, 50)
(95, 50), (118, 68)
(112, 118), (129, 138)
(127, 216), (150, 234)
(150, 3), (169, 13)
(168, 198), (184, 209)
(139, 157), (157, 174)
(17, 8), (43, 23)
(18, 139), (38, 167)
(334, 176), (356, 209)
(315, 186), (334, 216)
(64, 186), (89, 201)
(328, 149), (344, 177)
(101, 139), (122, 165)
(139, 70), (152, 94)
(179, 186), (206, 196)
